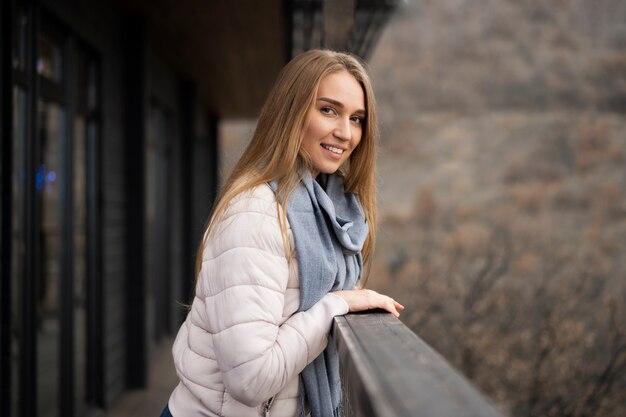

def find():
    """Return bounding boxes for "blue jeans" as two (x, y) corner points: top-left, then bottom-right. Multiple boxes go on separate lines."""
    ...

(160, 404), (173, 417)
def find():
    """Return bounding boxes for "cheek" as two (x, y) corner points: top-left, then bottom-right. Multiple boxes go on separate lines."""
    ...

(308, 115), (331, 138)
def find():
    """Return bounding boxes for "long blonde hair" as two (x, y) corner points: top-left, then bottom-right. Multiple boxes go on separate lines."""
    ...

(195, 49), (379, 286)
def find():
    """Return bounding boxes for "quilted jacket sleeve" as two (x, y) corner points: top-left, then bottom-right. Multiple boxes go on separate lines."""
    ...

(199, 186), (349, 407)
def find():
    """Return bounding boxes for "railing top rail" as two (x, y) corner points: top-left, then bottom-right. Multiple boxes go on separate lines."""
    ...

(332, 312), (506, 417)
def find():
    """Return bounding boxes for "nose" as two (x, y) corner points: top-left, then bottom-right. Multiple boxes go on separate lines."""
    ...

(333, 117), (351, 141)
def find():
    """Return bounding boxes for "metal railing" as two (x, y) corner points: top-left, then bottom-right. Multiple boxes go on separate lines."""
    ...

(332, 312), (506, 417)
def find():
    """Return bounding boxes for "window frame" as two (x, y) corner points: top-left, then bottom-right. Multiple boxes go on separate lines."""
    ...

(4, 4), (104, 416)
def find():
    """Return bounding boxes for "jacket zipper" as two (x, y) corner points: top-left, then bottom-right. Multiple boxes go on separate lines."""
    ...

(263, 396), (275, 417)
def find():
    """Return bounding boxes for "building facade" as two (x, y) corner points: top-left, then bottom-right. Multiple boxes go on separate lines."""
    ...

(0, 0), (395, 416)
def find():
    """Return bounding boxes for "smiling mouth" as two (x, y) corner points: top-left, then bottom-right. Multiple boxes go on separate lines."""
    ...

(321, 144), (344, 155)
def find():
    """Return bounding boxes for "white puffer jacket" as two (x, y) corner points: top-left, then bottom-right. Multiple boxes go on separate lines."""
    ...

(168, 184), (349, 417)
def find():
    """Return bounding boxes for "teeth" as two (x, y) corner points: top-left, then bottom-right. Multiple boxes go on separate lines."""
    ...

(322, 145), (344, 154)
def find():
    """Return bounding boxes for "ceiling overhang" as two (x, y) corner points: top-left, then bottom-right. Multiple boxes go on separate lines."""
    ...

(112, 0), (396, 118)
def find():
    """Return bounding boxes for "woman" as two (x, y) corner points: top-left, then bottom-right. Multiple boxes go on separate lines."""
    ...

(163, 49), (404, 417)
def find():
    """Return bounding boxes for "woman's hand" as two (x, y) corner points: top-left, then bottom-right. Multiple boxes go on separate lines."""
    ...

(332, 289), (405, 318)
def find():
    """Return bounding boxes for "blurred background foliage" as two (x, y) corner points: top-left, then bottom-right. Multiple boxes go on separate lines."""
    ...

(221, 1), (626, 415)
(369, 1), (626, 416)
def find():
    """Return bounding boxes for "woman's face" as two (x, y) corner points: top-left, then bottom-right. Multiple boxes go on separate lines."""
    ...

(301, 70), (365, 175)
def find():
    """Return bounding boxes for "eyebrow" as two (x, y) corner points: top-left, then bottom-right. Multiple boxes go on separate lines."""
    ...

(317, 97), (366, 116)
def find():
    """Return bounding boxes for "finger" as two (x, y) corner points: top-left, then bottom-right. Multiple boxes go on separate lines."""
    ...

(385, 299), (400, 318)
(386, 297), (404, 311)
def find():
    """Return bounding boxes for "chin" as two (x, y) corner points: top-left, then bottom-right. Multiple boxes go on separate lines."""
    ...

(315, 165), (340, 175)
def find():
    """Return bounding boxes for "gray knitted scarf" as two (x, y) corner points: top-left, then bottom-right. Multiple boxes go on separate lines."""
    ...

(274, 171), (368, 417)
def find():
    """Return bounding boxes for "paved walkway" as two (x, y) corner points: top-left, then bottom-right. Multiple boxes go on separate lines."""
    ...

(102, 337), (179, 417)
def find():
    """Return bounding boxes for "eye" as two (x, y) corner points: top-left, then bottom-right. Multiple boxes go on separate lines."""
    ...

(320, 107), (336, 116)
(350, 115), (364, 125)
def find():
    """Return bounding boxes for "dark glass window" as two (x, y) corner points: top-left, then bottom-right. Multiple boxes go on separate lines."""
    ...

(37, 32), (63, 83)
(36, 98), (66, 417)
(73, 112), (87, 415)
(73, 48), (98, 415)
(11, 86), (28, 417)
(10, 8), (102, 417)
(13, 9), (28, 71)
(146, 102), (172, 348)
